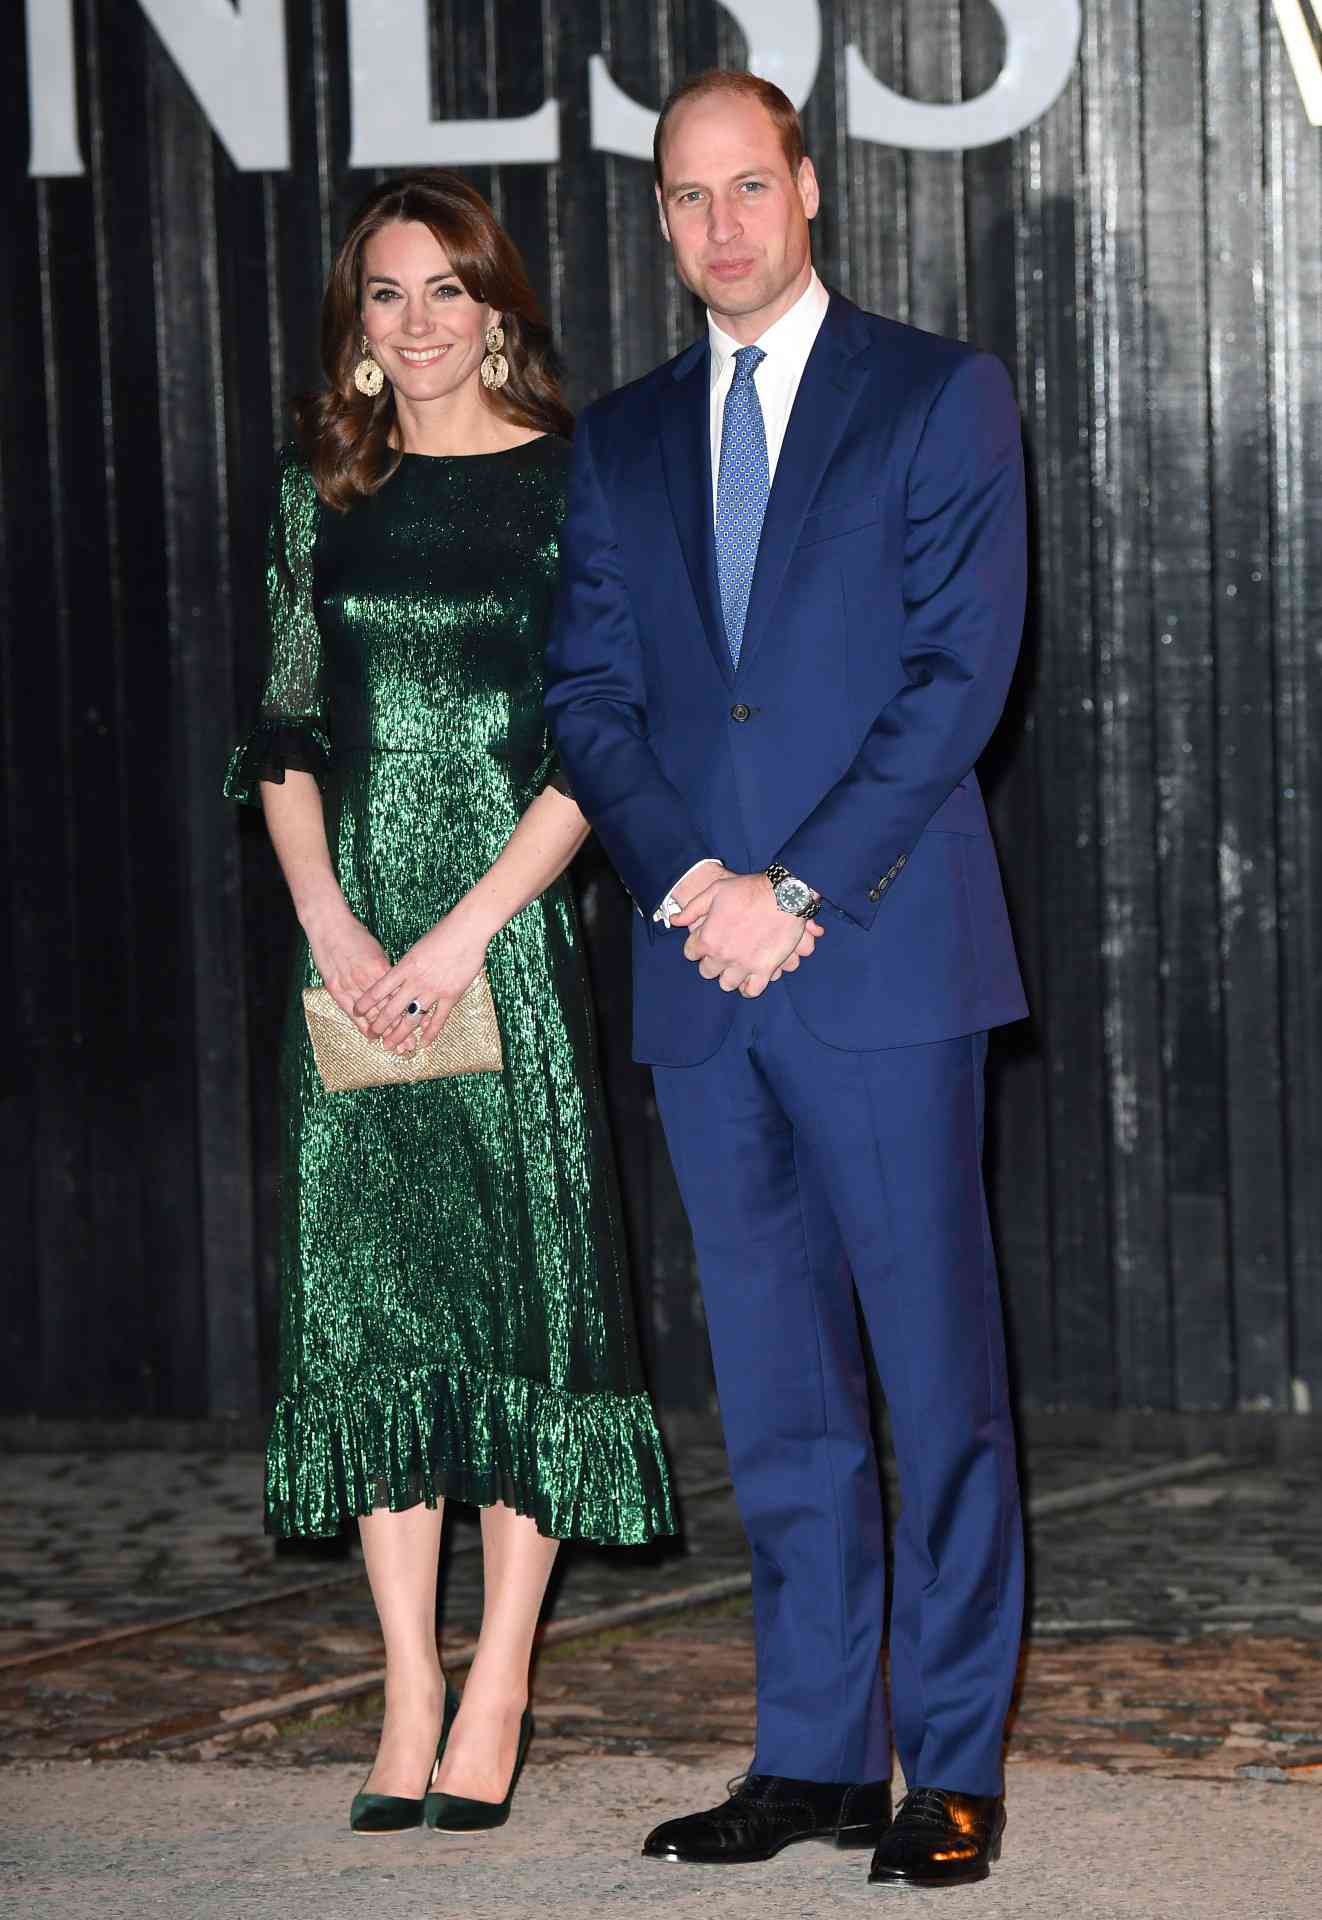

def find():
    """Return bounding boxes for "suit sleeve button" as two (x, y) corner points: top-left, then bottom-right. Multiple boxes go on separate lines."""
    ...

(868, 887), (881, 902)
(730, 702), (751, 723)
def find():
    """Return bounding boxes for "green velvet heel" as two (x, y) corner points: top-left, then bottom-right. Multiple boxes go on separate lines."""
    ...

(423, 1709), (534, 1832)
(349, 1680), (460, 1834)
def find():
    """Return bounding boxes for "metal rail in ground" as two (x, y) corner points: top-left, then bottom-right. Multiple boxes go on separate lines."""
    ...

(1025, 1453), (1230, 1517)
(0, 1474), (740, 1677)
(67, 1452), (1233, 1759)
(82, 1573), (758, 1757)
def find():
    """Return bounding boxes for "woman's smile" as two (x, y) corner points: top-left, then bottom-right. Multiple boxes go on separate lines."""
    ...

(393, 343), (452, 365)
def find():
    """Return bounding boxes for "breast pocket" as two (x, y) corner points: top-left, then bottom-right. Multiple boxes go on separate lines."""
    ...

(795, 494), (883, 549)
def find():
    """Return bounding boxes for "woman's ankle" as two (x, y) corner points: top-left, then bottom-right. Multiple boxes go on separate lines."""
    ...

(456, 1658), (529, 1712)
(381, 1665), (446, 1716)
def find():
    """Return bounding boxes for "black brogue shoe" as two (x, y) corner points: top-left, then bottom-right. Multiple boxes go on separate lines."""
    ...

(868, 1786), (1005, 1887)
(643, 1772), (892, 1865)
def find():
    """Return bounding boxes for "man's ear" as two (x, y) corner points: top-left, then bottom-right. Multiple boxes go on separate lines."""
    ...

(654, 183), (671, 243)
(797, 156), (820, 221)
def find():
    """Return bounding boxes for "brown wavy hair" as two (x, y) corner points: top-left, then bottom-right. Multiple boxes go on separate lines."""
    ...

(295, 171), (572, 512)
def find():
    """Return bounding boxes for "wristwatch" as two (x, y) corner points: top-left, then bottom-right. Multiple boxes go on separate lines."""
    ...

(765, 862), (821, 918)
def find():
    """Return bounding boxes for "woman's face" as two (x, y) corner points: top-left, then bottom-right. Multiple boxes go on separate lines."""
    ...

(359, 219), (494, 404)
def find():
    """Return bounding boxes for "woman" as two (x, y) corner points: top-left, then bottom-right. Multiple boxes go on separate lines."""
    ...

(225, 171), (672, 1834)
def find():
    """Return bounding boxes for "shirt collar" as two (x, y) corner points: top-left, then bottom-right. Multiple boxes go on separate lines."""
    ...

(707, 270), (829, 382)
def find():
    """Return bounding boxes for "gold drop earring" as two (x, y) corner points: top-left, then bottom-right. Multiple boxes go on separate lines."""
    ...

(480, 320), (509, 391)
(353, 333), (385, 398)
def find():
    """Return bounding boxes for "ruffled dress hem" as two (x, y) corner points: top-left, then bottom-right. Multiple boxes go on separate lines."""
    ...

(264, 1359), (676, 1546)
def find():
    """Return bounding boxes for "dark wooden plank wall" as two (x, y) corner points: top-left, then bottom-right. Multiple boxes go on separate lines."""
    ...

(3, 0), (1320, 1419)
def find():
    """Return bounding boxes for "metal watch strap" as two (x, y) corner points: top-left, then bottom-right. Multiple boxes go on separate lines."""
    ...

(765, 862), (820, 918)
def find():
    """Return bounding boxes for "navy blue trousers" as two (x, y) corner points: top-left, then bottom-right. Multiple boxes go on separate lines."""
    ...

(652, 988), (1023, 1794)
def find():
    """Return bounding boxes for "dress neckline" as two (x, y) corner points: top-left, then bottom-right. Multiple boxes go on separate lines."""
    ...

(395, 433), (556, 463)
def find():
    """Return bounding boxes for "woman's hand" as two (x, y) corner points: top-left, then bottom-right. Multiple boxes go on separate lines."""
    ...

(303, 906), (392, 1034)
(354, 915), (491, 1054)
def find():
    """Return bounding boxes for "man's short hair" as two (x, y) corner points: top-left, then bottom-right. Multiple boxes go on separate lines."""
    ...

(653, 69), (806, 187)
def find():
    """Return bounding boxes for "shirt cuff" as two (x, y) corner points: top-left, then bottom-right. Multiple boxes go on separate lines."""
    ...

(654, 858), (725, 929)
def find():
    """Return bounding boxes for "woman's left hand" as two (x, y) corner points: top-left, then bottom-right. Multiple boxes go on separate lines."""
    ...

(353, 916), (491, 1054)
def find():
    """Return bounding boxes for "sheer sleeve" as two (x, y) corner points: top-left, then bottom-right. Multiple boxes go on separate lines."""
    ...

(524, 742), (575, 804)
(224, 446), (331, 808)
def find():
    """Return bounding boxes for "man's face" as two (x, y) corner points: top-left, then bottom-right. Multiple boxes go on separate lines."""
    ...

(656, 93), (819, 337)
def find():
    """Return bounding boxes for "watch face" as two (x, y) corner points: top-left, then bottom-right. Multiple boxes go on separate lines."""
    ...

(775, 877), (814, 916)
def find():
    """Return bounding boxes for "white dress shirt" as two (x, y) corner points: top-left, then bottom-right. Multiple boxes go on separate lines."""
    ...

(707, 269), (830, 512)
(655, 272), (831, 925)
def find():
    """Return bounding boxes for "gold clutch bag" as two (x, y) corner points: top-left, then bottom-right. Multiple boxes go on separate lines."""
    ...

(301, 973), (503, 1094)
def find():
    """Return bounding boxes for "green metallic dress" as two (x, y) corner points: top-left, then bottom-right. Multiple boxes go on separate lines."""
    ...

(226, 435), (672, 1545)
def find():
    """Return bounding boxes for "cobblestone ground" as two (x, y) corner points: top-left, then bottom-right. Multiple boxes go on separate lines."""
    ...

(2, 1433), (1321, 1788)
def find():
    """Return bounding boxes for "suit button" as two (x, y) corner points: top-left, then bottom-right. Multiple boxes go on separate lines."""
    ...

(730, 702), (751, 723)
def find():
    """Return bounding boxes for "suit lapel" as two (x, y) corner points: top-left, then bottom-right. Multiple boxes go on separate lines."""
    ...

(658, 341), (734, 687)
(736, 294), (873, 675)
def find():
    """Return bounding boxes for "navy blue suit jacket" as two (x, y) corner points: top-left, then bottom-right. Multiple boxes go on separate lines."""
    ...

(545, 291), (1029, 1067)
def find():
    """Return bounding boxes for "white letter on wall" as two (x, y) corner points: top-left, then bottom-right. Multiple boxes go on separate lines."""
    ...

(1273, 0), (1322, 126)
(26, 0), (83, 177)
(347, 0), (558, 167)
(592, 1), (822, 161)
(143, 0), (289, 169)
(29, 0), (289, 177)
(847, 0), (1081, 151)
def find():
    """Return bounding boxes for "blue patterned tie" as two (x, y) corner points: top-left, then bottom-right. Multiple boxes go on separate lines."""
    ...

(715, 344), (770, 667)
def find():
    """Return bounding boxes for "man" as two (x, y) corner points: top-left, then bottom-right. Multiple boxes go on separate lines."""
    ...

(545, 69), (1027, 1891)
